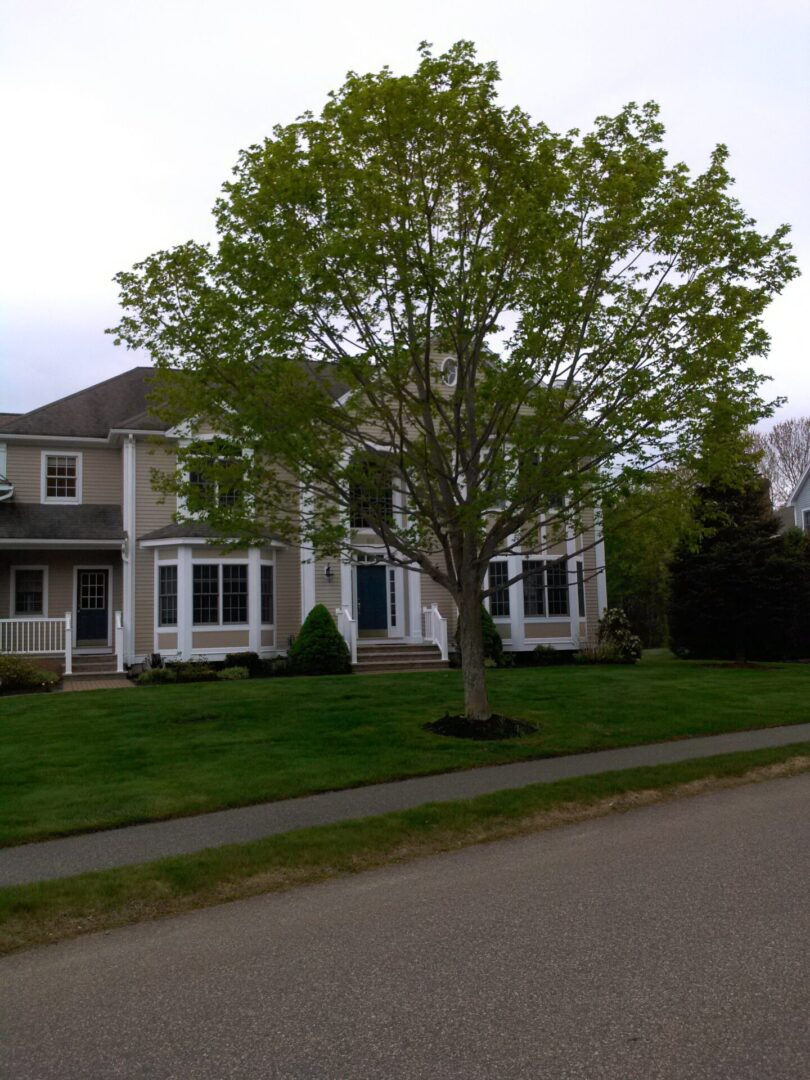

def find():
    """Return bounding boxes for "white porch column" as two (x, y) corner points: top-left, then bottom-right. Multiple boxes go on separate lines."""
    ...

(507, 552), (525, 649)
(63, 612), (73, 675)
(566, 527), (581, 647)
(122, 434), (136, 663)
(299, 488), (316, 621)
(594, 507), (608, 617)
(407, 565), (422, 641)
(177, 546), (193, 660)
(340, 554), (353, 612)
(248, 547), (261, 653)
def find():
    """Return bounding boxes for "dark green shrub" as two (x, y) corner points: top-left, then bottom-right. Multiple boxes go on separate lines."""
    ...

(218, 666), (249, 681)
(573, 642), (627, 665)
(136, 667), (177, 685)
(481, 605), (505, 667)
(288, 604), (351, 676)
(0, 654), (60, 692)
(166, 662), (220, 683)
(597, 608), (642, 663)
(224, 651), (262, 675)
(530, 644), (571, 666)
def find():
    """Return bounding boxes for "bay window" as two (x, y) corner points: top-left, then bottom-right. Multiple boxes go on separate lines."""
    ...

(158, 565), (178, 626)
(261, 564), (274, 624)
(488, 561), (510, 618)
(521, 558), (570, 618)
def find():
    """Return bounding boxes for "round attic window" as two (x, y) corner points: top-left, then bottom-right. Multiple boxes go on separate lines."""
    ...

(441, 357), (458, 387)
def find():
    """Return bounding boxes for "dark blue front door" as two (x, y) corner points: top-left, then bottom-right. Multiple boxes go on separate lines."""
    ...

(357, 565), (387, 632)
(76, 569), (109, 643)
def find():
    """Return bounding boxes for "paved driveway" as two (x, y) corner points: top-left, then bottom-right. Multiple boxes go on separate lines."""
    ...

(2, 774), (809, 1079)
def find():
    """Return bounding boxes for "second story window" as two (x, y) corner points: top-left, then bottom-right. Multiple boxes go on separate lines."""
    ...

(349, 457), (394, 530)
(42, 453), (81, 503)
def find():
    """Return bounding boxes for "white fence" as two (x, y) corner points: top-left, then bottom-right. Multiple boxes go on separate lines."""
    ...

(422, 603), (449, 660)
(0, 616), (67, 657)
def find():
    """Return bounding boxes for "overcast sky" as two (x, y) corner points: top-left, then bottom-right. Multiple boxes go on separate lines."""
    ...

(1, 0), (807, 425)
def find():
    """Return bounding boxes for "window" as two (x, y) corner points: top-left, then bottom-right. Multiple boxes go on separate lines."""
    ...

(13, 568), (45, 615)
(222, 565), (248, 624)
(349, 457), (394, 529)
(192, 563), (250, 625)
(489, 561), (511, 619)
(521, 559), (570, 618)
(522, 560), (545, 617)
(42, 453), (80, 502)
(803, 509), (810, 536)
(261, 565), (274, 624)
(158, 565), (178, 626)
(546, 559), (569, 616)
(187, 446), (244, 511)
(193, 564), (219, 624)
(576, 561), (586, 619)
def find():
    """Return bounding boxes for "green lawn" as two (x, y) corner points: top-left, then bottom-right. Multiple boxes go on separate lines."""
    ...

(1, 652), (808, 846)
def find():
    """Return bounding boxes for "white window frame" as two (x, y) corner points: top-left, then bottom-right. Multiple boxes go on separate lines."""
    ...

(486, 559), (511, 622)
(522, 557), (571, 621)
(801, 507), (810, 535)
(191, 558), (251, 630)
(260, 559), (275, 628)
(156, 561), (179, 629)
(41, 451), (82, 504)
(10, 565), (48, 618)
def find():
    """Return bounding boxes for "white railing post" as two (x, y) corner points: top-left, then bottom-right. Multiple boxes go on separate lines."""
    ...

(114, 610), (124, 673)
(64, 612), (73, 675)
(422, 603), (448, 661)
(335, 606), (357, 665)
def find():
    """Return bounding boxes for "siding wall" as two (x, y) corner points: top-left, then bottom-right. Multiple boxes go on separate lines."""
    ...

(5, 444), (122, 504)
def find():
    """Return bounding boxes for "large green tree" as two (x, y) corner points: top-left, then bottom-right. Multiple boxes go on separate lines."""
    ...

(111, 42), (796, 723)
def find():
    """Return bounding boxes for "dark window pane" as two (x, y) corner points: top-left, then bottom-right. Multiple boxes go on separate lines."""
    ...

(222, 564), (248, 624)
(576, 561), (586, 619)
(489, 561), (510, 618)
(14, 569), (44, 614)
(261, 565), (274, 624)
(46, 455), (77, 498)
(546, 559), (569, 616)
(193, 564), (219, 624)
(522, 560), (545, 617)
(804, 509), (810, 535)
(158, 565), (178, 626)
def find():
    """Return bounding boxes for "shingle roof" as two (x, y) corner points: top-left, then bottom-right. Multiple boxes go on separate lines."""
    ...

(0, 504), (124, 541)
(0, 413), (21, 427)
(138, 521), (286, 545)
(0, 368), (170, 438)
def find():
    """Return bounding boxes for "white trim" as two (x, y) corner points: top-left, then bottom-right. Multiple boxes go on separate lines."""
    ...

(9, 565), (49, 618)
(177, 547), (193, 659)
(0, 538), (123, 549)
(0, 433), (108, 444)
(299, 489), (316, 621)
(407, 565), (423, 641)
(506, 549), (525, 649)
(798, 505), (810, 533)
(40, 450), (82, 505)
(248, 547), (262, 652)
(122, 434), (136, 663)
(594, 507), (608, 616)
(73, 564), (113, 646)
(139, 536), (285, 549)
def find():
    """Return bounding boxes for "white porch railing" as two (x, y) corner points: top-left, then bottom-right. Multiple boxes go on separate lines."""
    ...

(115, 610), (125, 673)
(422, 603), (449, 661)
(335, 606), (358, 665)
(0, 616), (67, 657)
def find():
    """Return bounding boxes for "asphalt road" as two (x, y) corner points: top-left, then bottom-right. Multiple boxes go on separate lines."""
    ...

(2, 774), (809, 1080)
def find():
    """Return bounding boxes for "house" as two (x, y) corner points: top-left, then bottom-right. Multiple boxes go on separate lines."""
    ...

(0, 367), (607, 676)
(784, 464), (810, 535)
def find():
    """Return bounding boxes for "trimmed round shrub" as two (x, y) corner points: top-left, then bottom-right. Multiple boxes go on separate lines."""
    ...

(288, 604), (351, 676)
(0, 654), (60, 692)
(136, 666), (177, 685)
(218, 666), (250, 680)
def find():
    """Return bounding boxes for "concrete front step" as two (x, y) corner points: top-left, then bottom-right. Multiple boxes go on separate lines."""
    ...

(353, 659), (449, 674)
(356, 648), (442, 661)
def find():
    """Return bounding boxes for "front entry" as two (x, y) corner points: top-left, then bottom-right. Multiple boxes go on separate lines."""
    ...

(356, 564), (388, 634)
(76, 569), (110, 645)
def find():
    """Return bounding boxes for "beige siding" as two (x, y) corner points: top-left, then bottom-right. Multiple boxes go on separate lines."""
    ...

(260, 629), (275, 648)
(157, 547), (178, 561)
(314, 557), (342, 612)
(5, 444), (122, 504)
(192, 630), (249, 649)
(157, 631), (178, 651)
(274, 546), (301, 648)
(524, 621), (571, 640)
(134, 439), (176, 655)
(420, 555), (457, 639)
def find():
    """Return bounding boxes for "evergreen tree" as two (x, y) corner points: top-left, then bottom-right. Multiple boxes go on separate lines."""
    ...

(669, 470), (810, 661)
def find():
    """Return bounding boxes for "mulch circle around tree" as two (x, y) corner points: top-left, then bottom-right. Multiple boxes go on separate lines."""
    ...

(423, 714), (538, 740)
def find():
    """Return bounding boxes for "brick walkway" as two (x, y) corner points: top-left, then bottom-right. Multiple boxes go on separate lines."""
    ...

(58, 677), (134, 693)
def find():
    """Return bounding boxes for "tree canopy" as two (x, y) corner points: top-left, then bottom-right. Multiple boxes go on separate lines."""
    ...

(111, 41), (797, 720)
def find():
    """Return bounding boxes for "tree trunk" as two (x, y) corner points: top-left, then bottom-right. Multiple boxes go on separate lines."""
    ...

(456, 587), (492, 722)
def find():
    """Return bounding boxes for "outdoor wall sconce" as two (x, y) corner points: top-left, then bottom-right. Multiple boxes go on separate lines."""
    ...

(324, 564), (333, 581)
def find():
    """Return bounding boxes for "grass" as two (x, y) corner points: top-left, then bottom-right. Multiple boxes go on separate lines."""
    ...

(2, 741), (809, 956)
(0, 651), (808, 846)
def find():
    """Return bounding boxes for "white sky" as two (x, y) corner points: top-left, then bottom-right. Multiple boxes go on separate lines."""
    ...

(1, 0), (807, 424)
